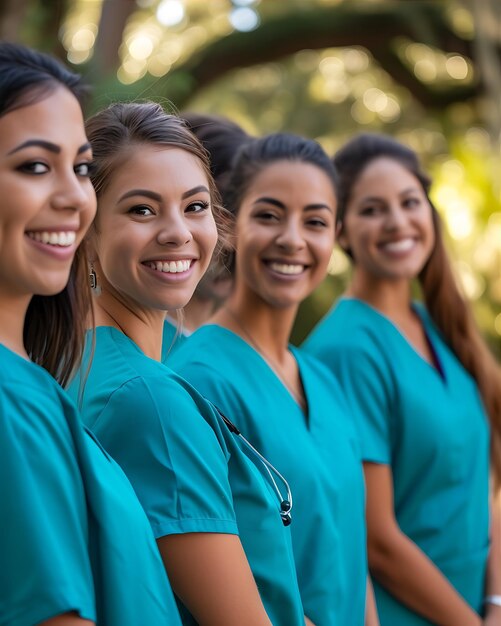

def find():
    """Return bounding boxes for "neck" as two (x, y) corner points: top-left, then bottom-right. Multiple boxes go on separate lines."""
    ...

(183, 294), (218, 333)
(347, 270), (414, 320)
(0, 294), (31, 358)
(93, 286), (165, 360)
(213, 288), (297, 364)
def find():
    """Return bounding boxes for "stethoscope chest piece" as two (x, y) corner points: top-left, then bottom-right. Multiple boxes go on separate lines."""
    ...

(280, 500), (292, 526)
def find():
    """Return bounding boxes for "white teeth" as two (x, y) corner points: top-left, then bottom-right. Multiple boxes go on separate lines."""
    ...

(27, 231), (76, 247)
(382, 238), (415, 253)
(147, 260), (192, 273)
(269, 262), (304, 275)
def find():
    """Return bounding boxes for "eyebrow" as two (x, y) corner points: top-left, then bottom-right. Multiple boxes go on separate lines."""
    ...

(7, 139), (91, 156)
(182, 185), (210, 199)
(118, 185), (210, 204)
(118, 189), (162, 203)
(253, 196), (333, 213)
(360, 187), (420, 203)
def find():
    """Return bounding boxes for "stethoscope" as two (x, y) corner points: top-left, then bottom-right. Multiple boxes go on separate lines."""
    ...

(214, 405), (293, 527)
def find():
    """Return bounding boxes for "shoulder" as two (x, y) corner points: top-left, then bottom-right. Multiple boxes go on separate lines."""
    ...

(305, 299), (379, 348)
(172, 325), (237, 365)
(0, 356), (75, 434)
(171, 326), (244, 386)
(97, 365), (223, 443)
(304, 299), (392, 369)
(294, 347), (343, 390)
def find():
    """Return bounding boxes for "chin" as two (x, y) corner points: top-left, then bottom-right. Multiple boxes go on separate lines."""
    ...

(34, 280), (71, 297)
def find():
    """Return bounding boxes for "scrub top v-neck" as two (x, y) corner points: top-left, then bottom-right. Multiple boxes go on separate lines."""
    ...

(170, 324), (368, 626)
(69, 326), (305, 626)
(303, 298), (490, 624)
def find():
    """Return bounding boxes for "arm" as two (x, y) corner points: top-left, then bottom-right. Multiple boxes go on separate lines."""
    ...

(304, 617), (316, 626)
(41, 615), (94, 625)
(365, 576), (380, 626)
(365, 463), (481, 626)
(483, 493), (501, 625)
(158, 533), (272, 626)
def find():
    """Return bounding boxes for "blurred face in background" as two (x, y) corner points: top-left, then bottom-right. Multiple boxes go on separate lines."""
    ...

(338, 157), (435, 284)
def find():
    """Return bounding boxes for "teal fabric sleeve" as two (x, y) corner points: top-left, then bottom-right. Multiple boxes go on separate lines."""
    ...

(0, 382), (95, 626)
(92, 376), (239, 538)
(324, 344), (394, 464)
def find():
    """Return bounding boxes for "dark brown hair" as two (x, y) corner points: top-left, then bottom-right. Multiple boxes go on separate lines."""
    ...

(334, 132), (501, 485)
(182, 112), (251, 197)
(85, 102), (231, 257)
(0, 42), (92, 386)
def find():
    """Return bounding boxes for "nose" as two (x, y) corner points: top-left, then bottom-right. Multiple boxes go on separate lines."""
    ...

(384, 205), (407, 231)
(275, 217), (305, 252)
(51, 170), (93, 213)
(156, 211), (193, 247)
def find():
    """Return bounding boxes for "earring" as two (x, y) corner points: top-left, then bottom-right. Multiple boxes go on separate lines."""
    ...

(89, 265), (98, 290)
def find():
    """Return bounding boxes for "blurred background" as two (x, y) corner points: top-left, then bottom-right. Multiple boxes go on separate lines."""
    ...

(3, 0), (501, 347)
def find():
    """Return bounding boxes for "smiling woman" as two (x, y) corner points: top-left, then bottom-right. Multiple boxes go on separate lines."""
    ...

(0, 43), (180, 626)
(68, 102), (305, 626)
(169, 133), (371, 626)
(303, 133), (501, 626)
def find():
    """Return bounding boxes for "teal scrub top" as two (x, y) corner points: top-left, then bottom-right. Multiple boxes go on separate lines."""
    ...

(69, 327), (305, 626)
(170, 325), (368, 626)
(161, 317), (188, 363)
(303, 298), (490, 625)
(0, 344), (179, 626)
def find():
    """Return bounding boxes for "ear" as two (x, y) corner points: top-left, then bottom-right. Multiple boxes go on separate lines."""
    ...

(336, 222), (350, 253)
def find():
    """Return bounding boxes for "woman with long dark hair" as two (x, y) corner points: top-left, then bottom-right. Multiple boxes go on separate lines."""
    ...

(170, 133), (373, 626)
(304, 133), (501, 625)
(0, 43), (179, 625)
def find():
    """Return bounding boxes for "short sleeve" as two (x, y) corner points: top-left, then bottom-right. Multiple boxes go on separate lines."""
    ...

(315, 343), (394, 464)
(93, 376), (238, 538)
(177, 362), (239, 421)
(0, 383), (95, 626)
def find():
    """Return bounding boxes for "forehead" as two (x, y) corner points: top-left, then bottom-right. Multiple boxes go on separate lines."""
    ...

(0, 86), (86, 151)
(104, 145), (209, 196)
(352, 157), (421, 198)
(245, 160), (335, 198)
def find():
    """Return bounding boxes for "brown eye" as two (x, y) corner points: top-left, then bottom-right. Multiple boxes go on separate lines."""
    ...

(128, 205), (154, 216)
(186, 200), (210, 213)
(74, 162), (94, 177)
(19, 161), (49, 175)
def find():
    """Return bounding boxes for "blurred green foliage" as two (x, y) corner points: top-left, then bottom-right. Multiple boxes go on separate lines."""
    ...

(6, 0), (501, 349)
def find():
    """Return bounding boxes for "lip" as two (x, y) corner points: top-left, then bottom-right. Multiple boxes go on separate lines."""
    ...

(262, 259), (309, 280)
(25, 232), (78, 261)
(26, 225), (79, 234)
(142, 259), (197, 283)
(143, 256), (198, 263)
(377, 237), (417, 256)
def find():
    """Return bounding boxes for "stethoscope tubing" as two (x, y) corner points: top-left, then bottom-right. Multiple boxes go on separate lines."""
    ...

(213, 404), (293, 526)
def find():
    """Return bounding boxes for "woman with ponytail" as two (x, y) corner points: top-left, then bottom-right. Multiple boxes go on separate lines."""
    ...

(303, 133), (501, 626)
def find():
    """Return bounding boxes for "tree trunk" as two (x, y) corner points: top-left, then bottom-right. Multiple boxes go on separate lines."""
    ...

(93, 0), (137, 80)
